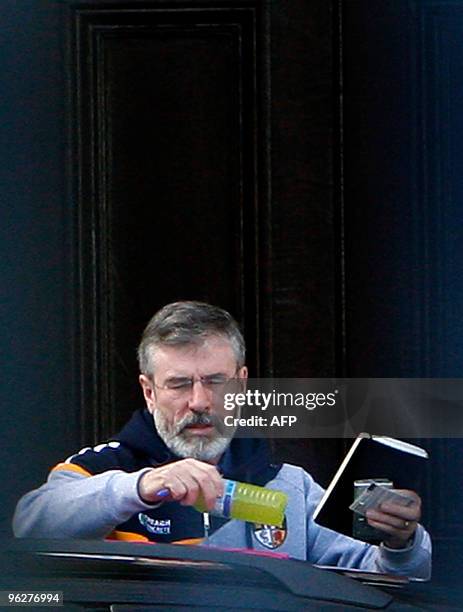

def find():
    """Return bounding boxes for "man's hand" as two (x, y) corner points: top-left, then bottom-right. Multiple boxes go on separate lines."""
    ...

(138, 458), (223, 511)
(366, 489), (421, 549)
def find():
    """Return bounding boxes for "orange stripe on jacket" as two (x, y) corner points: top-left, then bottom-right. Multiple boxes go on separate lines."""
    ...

(107, 530), (151, 543)
(106, 532), (204, 545)
(51, 463), (92, 477)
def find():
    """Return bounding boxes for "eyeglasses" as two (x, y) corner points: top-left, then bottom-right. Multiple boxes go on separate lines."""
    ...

(153, 369), (241, 398)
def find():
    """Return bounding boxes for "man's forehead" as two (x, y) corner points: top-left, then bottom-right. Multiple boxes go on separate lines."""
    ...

(149, 336), (236, 373)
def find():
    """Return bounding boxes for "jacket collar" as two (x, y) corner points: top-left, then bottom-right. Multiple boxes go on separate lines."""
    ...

(114, 408), (279, 485)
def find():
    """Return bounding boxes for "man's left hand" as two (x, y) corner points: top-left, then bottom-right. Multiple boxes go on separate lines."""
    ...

(365, 489), (421, 549)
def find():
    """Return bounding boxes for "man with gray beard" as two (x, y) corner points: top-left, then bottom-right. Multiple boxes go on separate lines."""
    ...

(13, 302), (431, 580)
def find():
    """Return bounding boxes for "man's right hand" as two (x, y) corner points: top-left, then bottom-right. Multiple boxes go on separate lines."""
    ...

(138, 458), (223, 510)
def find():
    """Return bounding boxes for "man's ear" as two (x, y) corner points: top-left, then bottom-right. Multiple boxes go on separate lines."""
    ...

(139, 374), (156, 413)
(238, 366), (248, 380)
(237, 366), (248, 392)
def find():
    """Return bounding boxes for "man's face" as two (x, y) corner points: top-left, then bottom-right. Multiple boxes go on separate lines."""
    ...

(139, 335), (247, 462)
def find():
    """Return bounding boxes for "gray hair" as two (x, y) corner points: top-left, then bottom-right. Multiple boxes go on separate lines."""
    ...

(137, 301), (246, 376)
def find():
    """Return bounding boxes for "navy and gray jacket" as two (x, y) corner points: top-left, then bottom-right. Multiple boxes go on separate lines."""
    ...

(13, 408), (431, 578)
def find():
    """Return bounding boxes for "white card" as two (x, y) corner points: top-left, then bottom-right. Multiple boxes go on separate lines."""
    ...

(350, 484), (414, 516)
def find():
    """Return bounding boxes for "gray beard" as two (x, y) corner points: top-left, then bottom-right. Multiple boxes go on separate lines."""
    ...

(153, 410), (232, 462)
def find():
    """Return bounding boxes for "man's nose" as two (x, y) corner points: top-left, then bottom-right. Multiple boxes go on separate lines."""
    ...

(188, 379), (210, 412)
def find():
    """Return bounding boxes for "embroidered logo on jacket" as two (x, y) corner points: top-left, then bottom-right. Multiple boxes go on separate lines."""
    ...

(252, 517), (287, 549)
(138, 513), (171, 535)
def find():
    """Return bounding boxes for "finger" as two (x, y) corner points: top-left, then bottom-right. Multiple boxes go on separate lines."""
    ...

(366, 517), (413, 542)
(392, 489), (420, 501)
(366, 509), (415, 530)
(380, 489), (419, 509)
(138, 470), (175, 502)
(150, 487), (171, 502)
(188, 467), (222, 510)
(162, 474), (189, 502)
(172, 472), (201, 506)
(173, 460), (223, 509)
(187, 460), (224, 493)
(379, 503), (421, 522)
(182, 460), (224, 500)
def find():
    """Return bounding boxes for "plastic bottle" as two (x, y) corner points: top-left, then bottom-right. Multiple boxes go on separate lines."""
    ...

(195, 479), (288, 527)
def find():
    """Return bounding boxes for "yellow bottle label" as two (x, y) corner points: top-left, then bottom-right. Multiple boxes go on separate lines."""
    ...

(195, 479), (288, 527)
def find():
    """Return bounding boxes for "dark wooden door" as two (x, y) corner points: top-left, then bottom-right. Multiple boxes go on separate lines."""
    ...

(1, 0), (340, 536)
